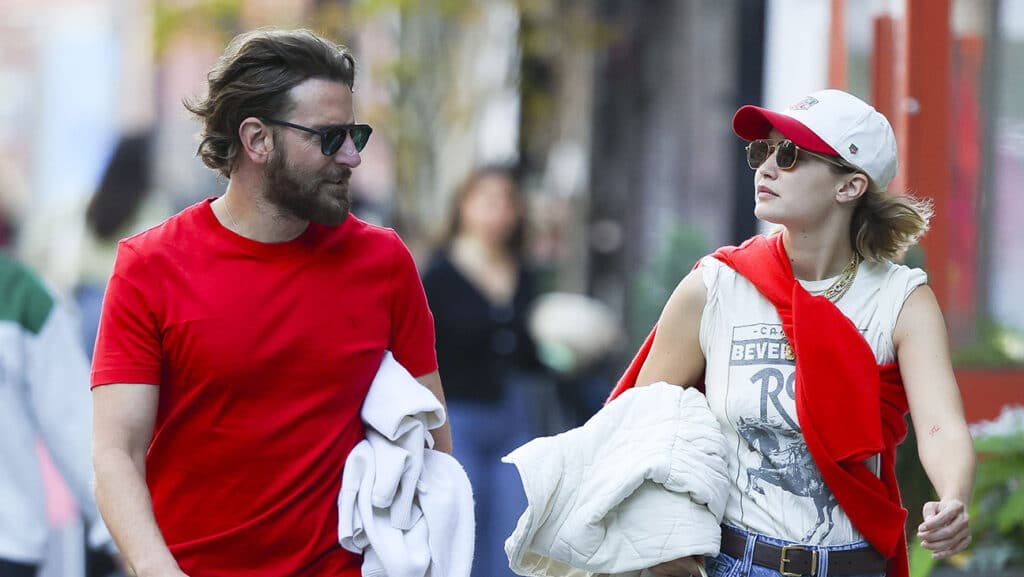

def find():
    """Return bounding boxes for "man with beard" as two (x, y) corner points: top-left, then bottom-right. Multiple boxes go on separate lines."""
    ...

(90, 29), (450, 577)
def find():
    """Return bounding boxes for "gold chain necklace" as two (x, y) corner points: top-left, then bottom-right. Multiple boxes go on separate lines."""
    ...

(814, 252), (861, 303)
(222, 197), (241, 233)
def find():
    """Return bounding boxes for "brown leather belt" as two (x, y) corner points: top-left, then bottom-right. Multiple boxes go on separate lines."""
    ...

(720, 526), (887, 576)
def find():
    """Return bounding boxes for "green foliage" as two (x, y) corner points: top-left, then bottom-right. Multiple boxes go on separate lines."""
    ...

(998, 483), (1024, 533)
(966, 429), (1024, 572)
(951, 318), (1024, 368)
(353, 0), (480, 19)
(908, 244), (1022, 368)
(905, 425), (1024, 576)
(973, 450), (1024, 501)
(628, 224), (709, 346)
(154, 0), (244, 58)
(902, 244), (926, 270)
(975, 432), (1024, 455)
(909, 537), (940, 577)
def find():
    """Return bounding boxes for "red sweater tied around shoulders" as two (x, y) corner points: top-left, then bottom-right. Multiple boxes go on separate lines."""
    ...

(608, 234), (910, 577)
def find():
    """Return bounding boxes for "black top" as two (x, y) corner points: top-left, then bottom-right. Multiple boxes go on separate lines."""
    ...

(421, 250), (544, 403)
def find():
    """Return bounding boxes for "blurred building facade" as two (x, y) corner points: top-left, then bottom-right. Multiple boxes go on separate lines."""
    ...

(1, 2), (1021, 575)
(1, 0), (1020, 415)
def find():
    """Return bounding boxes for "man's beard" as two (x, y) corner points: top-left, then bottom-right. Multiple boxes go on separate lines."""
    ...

(263, 149), (352, 226)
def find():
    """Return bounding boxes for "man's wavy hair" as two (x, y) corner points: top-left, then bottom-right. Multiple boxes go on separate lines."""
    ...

(184, 29), (356, 178)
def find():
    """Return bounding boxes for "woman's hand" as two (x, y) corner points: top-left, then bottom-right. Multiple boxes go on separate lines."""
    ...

(918, 498), (971, 559)
(649, 555), (707, 577)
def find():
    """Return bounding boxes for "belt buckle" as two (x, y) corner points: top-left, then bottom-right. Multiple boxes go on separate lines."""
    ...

(779, 544), (818, 577)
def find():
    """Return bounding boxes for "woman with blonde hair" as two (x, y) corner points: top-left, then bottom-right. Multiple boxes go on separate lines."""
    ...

(611, 89), (975, 577)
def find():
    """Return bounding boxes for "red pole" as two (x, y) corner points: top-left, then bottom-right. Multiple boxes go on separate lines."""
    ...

(905, 0), (952, 311)
(872, 15), (903, 194)
(871, 16), (896, 128)
(829, 0), (847, 88)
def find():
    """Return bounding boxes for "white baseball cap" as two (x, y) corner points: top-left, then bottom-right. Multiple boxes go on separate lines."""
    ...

(732, 89), (898, 189)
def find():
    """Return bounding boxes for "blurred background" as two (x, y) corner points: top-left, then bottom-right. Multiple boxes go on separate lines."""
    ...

(0, 0), (1021, 576)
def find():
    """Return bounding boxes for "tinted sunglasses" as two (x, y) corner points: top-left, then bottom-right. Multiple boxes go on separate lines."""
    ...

(262, 118), (373, 155)
(745, 139), (848, 171)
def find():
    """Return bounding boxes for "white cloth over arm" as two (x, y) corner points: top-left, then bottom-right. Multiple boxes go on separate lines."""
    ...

(338, 351), (475, 577)
(503, 383), (730, 577)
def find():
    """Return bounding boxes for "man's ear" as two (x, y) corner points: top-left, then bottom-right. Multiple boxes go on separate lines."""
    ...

(836, 172), (869, 205)
(238, 118), (274, 164)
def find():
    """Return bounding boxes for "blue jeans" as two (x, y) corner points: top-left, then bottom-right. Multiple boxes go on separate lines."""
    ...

(447, 385), (534, 577)
(0, 558), (38, 577)
(705, 525), (886, 577)
(73, 283), (106, 359)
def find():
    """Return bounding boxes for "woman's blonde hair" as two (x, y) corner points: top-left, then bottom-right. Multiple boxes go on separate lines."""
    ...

(822, 157), (932, 262)
(850, 183), (933, 262)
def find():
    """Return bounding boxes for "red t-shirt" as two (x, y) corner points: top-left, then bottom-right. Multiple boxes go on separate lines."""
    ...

(91, 200), (438, 577)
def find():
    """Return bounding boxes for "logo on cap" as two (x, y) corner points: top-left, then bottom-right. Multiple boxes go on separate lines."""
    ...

(849, 143), (859, 155)
(789, 96), (820, 111)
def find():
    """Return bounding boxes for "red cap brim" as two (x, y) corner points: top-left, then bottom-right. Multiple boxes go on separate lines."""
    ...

(732, 105), (838, 156)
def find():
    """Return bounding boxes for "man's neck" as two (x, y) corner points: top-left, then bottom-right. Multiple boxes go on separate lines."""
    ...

(215, 177), (309, 243)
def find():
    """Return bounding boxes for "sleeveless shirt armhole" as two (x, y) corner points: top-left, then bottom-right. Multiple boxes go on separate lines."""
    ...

(698, 256), (724, 355)
(886, 264), (929, 356)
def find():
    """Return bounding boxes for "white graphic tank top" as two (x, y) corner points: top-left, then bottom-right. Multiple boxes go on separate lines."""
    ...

(698, 256), (926, 545)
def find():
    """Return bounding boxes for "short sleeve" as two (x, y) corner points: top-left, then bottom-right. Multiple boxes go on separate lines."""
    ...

(90, 242), (163, 387)
(387, 232), (438, 377)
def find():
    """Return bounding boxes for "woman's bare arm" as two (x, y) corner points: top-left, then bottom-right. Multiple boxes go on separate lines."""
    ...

(894, 285), (976, 559)
(635, 267), (708, 388)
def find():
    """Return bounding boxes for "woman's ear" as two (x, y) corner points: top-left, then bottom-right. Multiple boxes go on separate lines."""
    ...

(238, 118), (275, 165)
(836, 173), (869, 205)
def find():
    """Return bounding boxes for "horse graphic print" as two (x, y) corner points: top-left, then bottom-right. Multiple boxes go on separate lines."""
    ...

(727, 323), (842, 542)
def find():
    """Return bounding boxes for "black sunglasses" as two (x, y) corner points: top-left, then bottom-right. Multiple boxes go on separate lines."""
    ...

(745, 139), (849, 171)
(262, 118), (372, 155)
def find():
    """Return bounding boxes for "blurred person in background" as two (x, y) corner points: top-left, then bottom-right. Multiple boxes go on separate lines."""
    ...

(421, 165), (552, 577)
(15, 130), (167, 357)
(0, 172), (115, 576)
(76, 130), (167, 357)
(0, 154), (117, 577)
(527, 291), (623, 426)
(610, 89), (975, 577)
(0, 159), (29, 251)
(90, 28), (449, 577)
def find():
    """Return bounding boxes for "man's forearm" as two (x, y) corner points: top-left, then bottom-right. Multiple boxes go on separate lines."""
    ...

(416, 371), (453, 453)
(431, 420), (453, 454)
(94, 447), (184, 577)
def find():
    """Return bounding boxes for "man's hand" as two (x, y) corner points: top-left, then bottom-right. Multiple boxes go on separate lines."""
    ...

(918, 499), (971, 559)
(649, 555), (707, 577)
(131, 566), (191, 577)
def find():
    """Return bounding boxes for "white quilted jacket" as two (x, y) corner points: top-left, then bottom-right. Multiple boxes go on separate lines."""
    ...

(503, 382), (730, 577)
